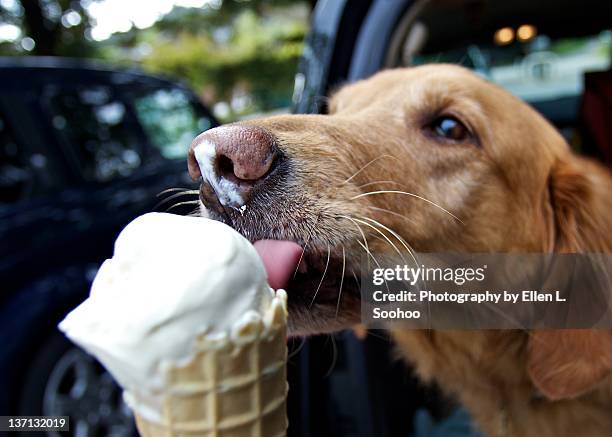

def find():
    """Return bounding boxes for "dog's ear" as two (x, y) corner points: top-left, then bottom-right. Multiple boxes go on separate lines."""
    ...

(528, 330), (612, 400)
(546, 158), (595, 251)
(528, 157), (612, 400)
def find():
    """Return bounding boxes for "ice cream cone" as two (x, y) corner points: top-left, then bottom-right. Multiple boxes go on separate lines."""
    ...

(58, 214), (291, 437)
(129, 290), (289, 437)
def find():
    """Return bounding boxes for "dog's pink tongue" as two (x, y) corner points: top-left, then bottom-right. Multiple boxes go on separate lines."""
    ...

(254, 240), (303, 290)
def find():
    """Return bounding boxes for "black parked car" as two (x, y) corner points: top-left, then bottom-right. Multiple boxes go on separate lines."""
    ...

(0, 57), (217, 434)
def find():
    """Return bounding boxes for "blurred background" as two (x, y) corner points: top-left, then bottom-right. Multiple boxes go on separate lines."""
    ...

(0, 0), (310, 122)
(0, 1), (611, 436)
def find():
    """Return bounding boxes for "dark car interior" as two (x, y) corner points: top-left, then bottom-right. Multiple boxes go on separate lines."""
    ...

(386, 0), (612, 165)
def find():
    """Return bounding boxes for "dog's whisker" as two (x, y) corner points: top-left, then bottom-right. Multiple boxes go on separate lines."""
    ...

(358, 216), (428, 323)
(288, 337), (307, 360)
(361, 217), (431, 314)
(309, 244), (331, 308)
(339, 215), (372, 270)
(342, 155), (395, 184)
(351, 217), (408, 266)
(355, 240), (379, 267)
(165, 200), (200, 212)
(156, 187), (197, 197)
(351, 190), (463, 224)
(324, 334), (338, 377)
(350, 268), (360, 292)
(186, 206), (201, 217)
(369, 233), (389, 245)
(335, 246), (346, 319)
(293, 215), (319, 279)
(357, 215), (419, 269)
(354, 218), (420, 320)
(349, 266), (365, 313)
(356, 180), (405, 190)
(365, 205), (419, 226)
(154, 191), (200, 210)
(355, 240), (389, 293)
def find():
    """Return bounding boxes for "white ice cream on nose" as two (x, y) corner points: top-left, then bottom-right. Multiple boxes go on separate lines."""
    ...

(193, 140), (244, 207)
(58, 212), (272, 392)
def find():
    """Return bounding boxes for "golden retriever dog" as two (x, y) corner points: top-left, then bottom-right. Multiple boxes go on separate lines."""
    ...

(188, 64), (612, 437)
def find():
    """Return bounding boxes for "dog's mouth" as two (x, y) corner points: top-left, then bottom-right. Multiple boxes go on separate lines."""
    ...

(201, 190), (361, 304)
(252, 239), (362, 334)
(252, 240), (304, 290)
(201, 188), (363, 333)
(254, 239), (360, 305)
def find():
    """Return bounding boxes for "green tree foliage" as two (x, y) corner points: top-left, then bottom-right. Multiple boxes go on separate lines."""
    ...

(137, 5), (307, 119)
(0, 0), (101, 56)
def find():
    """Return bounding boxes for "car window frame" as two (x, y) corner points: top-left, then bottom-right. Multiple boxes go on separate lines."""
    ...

(0, 92), (73, 205)
(39, 82), (149, 185)
(117, 82), (218, 164)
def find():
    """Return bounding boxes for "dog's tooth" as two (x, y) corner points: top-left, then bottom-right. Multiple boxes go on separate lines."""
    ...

(298, 257), (308, 273)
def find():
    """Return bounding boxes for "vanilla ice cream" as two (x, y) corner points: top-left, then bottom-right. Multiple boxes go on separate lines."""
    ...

(58, 212), (274, 392)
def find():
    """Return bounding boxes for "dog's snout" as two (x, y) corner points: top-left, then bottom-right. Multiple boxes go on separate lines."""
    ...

(214, 125), (277, 181)
(188, 125), (277, 180)
(188, 125), (278, 207)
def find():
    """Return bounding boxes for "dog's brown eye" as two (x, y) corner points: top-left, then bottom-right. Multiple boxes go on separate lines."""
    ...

(431, 116), (470, 142)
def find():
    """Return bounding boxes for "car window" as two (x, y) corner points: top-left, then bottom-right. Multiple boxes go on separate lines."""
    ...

(386, 1), (612, 105)
(411, 30), (612, 104)
(43, 85), (143, 182)
(0, 114), (31, 204)
(131, 87), (213, 160)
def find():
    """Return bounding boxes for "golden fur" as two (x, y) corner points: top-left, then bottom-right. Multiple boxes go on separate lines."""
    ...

(192, 64), (612, 436)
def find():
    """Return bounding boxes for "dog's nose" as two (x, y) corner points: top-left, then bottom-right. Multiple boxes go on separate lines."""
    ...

(188, 125), (278, 207)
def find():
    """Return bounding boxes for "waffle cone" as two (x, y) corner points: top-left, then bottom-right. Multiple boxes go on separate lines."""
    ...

(131, 291), (288, 437)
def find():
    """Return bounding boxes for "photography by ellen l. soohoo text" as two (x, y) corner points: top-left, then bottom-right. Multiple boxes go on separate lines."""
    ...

(360, 253), (612, 329)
